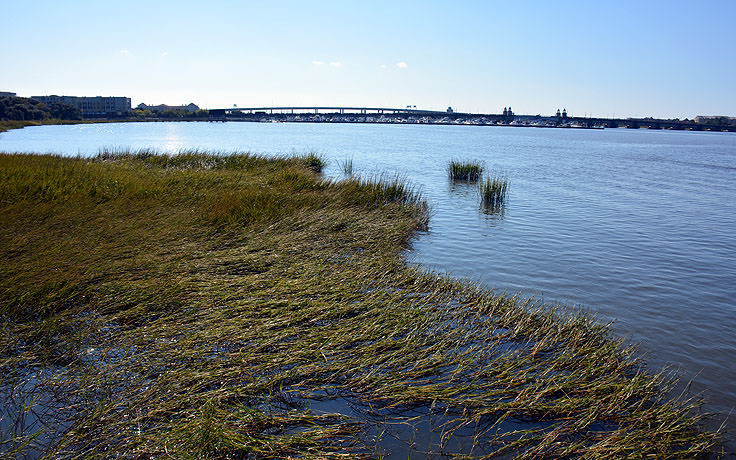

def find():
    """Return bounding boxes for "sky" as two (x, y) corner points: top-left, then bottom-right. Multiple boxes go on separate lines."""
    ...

(2, 0), (735, 119)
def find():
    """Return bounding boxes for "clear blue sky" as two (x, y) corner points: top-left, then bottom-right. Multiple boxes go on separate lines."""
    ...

(2, 1), (734, 118)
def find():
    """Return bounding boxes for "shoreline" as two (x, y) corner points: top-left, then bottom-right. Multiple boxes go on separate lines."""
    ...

(4, 117), (735, 135)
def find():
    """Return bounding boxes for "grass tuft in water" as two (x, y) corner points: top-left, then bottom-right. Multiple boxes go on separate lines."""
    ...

(480, 174), (509, 209)
(339, 157), (354, 176)
(448, 160), (483, 182)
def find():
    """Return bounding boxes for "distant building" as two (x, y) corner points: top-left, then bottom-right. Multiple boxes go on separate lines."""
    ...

(32, 95), (78, 107)
(31, 95), (131, 118)
(447, 106), (454, 114)
(136, 102), (200, 113)
(556, 108), (561, 118)
(562, 108), (567, 120)
(503, 106), (513, 117)
(0, 91), (17, 97)
(694, 115), (736, 125)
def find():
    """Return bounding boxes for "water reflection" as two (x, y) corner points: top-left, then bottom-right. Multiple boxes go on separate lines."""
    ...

(481, 202), (506, 220)
(161, 123), (184, 151)
(447, 181), (478, 197)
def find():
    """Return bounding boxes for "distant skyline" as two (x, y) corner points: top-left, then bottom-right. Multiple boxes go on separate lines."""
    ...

(2, 1), (735, 119)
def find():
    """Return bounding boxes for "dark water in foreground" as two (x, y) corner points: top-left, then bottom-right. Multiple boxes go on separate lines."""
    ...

(2, 122), (735, 450)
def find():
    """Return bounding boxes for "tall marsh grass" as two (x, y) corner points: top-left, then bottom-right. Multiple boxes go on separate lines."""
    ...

(0, 119), (88, 133)
(480, 175), (509, 208)
(339, 157), (354, 176)
(298, 151), (326, 173)
(448, 159), (483, 182)
(337, 175), (423, 208)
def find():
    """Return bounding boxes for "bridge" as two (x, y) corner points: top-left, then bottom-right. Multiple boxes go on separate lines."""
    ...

(209, 106), (451, 116)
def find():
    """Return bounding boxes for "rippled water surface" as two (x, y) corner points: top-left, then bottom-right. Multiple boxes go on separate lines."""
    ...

(2, 122), (735, 447)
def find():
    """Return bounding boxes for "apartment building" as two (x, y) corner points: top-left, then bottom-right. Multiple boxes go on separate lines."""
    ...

(31, 95), (132, 118)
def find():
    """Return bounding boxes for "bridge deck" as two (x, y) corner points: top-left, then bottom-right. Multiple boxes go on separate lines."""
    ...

(215, 106), (450, 114)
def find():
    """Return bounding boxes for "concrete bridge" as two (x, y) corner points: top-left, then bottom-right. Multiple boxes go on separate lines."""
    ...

(209, 106), (451, 116)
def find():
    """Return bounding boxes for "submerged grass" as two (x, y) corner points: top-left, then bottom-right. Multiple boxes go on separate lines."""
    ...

(449, 160), (483, 182)
(0, 151), (721, 458)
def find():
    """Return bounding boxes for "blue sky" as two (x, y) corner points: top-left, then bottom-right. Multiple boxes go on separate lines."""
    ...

(2, 1), (734, 118)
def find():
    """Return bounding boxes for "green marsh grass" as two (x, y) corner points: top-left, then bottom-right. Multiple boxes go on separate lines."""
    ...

(481, 175), (509, 209)
(340, 157), (354, 176)
(299, 151), (326, 173)
(448, 159), (483, 182)
(0, 151), (720, 458)
(0, 120), (35, 133)
(0, 119), (103, 133)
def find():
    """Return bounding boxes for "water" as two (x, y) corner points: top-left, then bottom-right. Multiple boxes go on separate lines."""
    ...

(2, 122), (735, 450)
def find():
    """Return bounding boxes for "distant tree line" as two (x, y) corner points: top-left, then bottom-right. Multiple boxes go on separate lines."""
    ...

(132, 109), (209, 119)
(0, 96), (81, 121)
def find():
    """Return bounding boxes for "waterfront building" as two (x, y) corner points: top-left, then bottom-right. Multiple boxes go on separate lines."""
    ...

(30, 95), (131, 118)
(694, 115), (736, 125)
(136, 102), (200, 113)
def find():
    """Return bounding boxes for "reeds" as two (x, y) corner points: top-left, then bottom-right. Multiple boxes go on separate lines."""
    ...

(0, 150), (719, 458)
(339, 157), (354, 176)
(446, 159), (509, 212)
(299, 151), (326, 173)
(336, 175), (423, 208)
(448, 160), (483, 182)
(480, 175), (509, 208)
(0, 119), (87, 133)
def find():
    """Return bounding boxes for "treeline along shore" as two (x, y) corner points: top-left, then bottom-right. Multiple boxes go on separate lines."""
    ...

(0, 151), (724, 457)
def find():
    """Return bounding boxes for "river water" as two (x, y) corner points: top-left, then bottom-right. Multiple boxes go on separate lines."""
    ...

(2, 121), (735, 449)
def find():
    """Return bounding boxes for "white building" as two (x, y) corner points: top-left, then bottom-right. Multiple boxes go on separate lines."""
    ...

(136, 103), (200, 113)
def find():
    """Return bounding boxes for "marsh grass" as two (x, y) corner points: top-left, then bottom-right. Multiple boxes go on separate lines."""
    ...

(340, 157), (354, 176)
(0, 119), (101, 133)
(299, 151), (326, 173)
(480, 175), (509, 209)
(0, 151), (720, 458)
(448, 160), (483, 182)
(0, 120), (36, 132)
